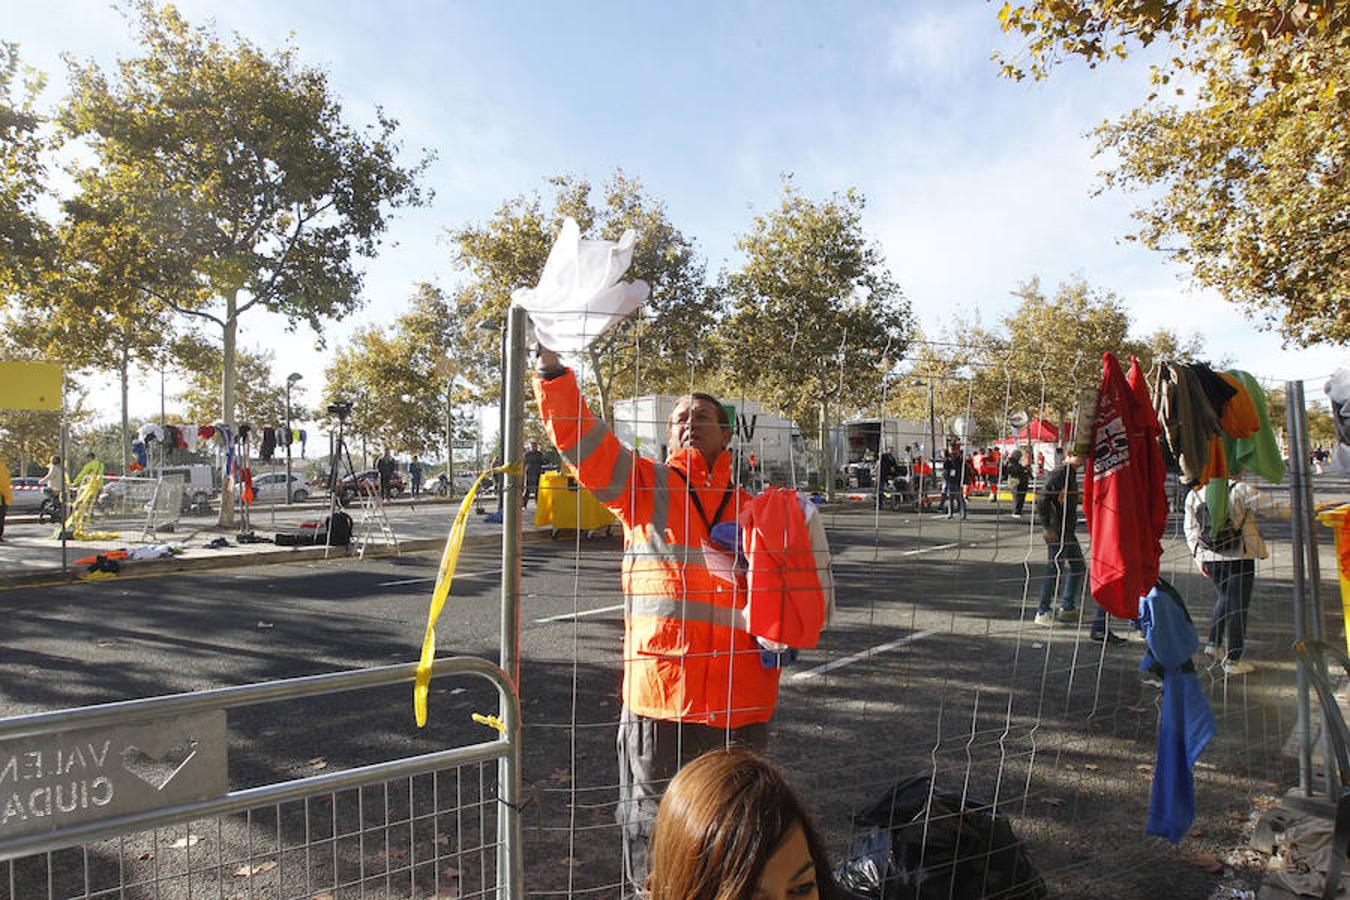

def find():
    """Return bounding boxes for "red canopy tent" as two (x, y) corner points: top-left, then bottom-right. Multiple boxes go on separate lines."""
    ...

(994, 418), (1069, 447)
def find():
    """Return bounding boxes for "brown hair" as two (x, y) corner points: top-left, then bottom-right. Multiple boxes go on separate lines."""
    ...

(647, 749), (836, 900)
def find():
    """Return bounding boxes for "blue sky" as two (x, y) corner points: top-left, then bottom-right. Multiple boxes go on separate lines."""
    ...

(11, 2), (1343, 427)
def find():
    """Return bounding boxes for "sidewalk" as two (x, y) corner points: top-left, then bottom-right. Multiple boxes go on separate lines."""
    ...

(0, 494), (557, 587)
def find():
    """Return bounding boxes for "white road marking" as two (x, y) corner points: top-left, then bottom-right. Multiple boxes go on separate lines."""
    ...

(377, 569), (498, 587)
(900, 542), (960, 556)
(791, 629), (936, 681)
(534, 604), (625, 624)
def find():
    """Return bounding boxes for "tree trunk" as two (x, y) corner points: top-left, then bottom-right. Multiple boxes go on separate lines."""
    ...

(120, 344), (130, 479)
(217, 294), (238, 528)
(819, 398), (835, 502)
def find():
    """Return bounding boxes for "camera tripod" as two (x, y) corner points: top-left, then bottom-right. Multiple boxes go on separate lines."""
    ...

(323, 403), (398, 558)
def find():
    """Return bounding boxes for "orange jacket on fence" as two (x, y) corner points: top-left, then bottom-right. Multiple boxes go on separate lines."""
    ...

(534, 369), (777, 728)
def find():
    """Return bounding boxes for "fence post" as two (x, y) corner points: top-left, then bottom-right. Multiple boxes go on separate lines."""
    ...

(1287, 380), (1316, 796)
(1287, 380), (1335, 800)
(497, 303), (528, 897)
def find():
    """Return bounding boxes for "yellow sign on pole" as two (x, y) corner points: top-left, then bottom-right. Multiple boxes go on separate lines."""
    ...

(0, 360), (63, 411)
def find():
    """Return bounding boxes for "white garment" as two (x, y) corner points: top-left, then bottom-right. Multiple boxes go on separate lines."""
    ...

(1326, 367), (1350, 475)
(182, 428), (199, 451)
(1184, 482), (1268, 564)
(511, 217), (649, 353)
(137, 423), (164, 444)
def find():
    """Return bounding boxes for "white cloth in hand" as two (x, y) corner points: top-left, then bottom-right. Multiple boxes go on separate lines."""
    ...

(511, 217), (649, 353)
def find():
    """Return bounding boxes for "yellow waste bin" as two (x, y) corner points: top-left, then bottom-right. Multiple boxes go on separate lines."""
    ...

(535, 471), (617, 538)
(1316, 503), (1350, 656)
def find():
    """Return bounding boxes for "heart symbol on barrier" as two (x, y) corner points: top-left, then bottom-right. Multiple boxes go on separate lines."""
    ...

(121, 739), (199, 791)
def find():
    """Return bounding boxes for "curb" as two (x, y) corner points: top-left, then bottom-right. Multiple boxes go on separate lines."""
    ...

(0, 528), (554, 592)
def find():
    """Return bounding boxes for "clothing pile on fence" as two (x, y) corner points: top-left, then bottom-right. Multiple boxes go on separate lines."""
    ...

(1153, 362), (1284, 535)
(132, 423), (308, 467)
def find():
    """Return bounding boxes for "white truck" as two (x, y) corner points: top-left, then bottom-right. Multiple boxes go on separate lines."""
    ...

(610, 395), (813, 487)
(832, 417), (937, 487)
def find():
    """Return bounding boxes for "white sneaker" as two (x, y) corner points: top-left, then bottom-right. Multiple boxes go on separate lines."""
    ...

(1202, 643), (1218, 658)
(1223, 659), (1254, 676)
(1034, 611), (1056, 627)
(1009, 513), (1022, 519)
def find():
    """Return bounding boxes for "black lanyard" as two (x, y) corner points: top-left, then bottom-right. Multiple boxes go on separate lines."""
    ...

(672, 467), (735, 535)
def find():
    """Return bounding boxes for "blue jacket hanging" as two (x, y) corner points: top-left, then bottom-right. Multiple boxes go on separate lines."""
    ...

(1139, 578), (1216, 843)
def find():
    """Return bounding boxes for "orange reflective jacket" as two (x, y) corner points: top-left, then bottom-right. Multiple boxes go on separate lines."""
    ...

(535, 369), (777, 728)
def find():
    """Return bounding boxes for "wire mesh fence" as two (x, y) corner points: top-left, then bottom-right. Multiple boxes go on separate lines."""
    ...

(514, 328), (1343, 899)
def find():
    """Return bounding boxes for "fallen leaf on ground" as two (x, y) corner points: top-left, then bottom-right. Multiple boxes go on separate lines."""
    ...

(1182, 854), (1223, 873)
(1042, 797), (1064, 807)
(312, 894), (335, 900)
(308, 757), (328, 769)
(233, 861), (277, 876)
(171, 834), (201, 849)
(138, 851), (153, 861)
(1136, 764), (1153, 773)
(434, 833), (450, 846)
(1083, 763), (1099, 771)
(375, 847), (409, 861)
(441, 866), (461, 878)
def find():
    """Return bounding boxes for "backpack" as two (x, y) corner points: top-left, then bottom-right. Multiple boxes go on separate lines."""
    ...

(1195, 497), (1245, 554)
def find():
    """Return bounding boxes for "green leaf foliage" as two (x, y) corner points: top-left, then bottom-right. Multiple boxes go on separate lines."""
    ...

(716, 179), (912, 437)
(996, 1), (1349, 346)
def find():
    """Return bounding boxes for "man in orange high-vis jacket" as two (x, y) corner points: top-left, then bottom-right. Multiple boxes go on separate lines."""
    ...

(534, 345), (774, 891)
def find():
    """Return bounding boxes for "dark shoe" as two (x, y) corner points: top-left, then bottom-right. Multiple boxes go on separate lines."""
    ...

(1091, 631), (1126, 645)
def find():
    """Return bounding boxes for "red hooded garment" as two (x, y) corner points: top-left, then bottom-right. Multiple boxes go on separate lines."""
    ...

(738, 489), (827, 649)
(1082, 353), (1164, 619)
(1126, 355), (1167, 588)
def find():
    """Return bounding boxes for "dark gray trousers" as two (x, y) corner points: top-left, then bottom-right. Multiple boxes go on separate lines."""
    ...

(616, 706), (768, 894)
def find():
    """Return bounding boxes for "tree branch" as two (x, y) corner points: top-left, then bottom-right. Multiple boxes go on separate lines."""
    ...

(139, 284), (225, 328)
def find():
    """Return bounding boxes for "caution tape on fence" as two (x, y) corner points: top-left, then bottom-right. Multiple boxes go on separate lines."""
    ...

(414, 460), (522, 727)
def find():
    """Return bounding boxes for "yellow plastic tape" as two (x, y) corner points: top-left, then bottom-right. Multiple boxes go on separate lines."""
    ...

(472, 712), (506, 734)
(414, 461), (523, 727)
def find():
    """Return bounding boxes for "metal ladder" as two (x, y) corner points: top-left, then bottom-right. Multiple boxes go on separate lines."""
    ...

(355, 488), (399, 558)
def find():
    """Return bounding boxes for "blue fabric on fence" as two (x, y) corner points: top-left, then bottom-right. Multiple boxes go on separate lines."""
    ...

(1139, 578), (1217, 843)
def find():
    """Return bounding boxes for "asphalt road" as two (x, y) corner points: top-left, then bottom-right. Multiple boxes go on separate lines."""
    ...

(0, 491), (1341, 899)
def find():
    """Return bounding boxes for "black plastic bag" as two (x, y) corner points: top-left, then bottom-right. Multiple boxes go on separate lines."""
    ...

(835, 775), (1047, 900)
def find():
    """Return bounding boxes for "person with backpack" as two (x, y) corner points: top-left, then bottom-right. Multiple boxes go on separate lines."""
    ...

(1184, 478), (1267, 675)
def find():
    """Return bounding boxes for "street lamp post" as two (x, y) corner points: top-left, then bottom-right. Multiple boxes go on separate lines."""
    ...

(285, 373), (303, 503)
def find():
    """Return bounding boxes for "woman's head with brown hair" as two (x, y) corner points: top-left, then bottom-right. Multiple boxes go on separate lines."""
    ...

(647, 748), (835, 900)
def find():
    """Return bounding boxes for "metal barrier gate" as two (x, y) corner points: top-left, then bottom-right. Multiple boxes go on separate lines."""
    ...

(0, 658), (524, 899)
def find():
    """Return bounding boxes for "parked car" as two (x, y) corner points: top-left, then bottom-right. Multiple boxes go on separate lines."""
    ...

(9, 476), (45, 511)
(243, 472), (309, 503)
(336, 469), (404, 504)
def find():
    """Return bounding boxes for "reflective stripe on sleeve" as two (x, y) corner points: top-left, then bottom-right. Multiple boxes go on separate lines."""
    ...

(591, 449), (634, 504)
(562, 420), (610, 466)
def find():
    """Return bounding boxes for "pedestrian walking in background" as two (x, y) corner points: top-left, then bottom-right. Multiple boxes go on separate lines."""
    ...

(1184, 478), (1267, 675)
(1034, 449), (1120, 642)
(0, 456), (11, 541)
(376, 450), (396, 500)
(1003, 449), (1030, 518)
(522, 442), (544, 506)
(409, 454), (424, 498)
(940, 447), (968, 520)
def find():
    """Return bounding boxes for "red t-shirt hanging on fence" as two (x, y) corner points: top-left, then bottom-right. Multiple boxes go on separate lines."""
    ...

(1082, 352), (1162, 619)
(1126, 355), (1167, 589)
